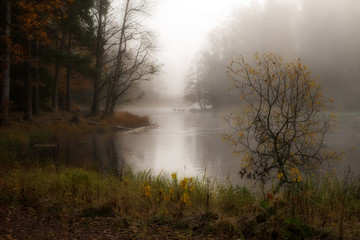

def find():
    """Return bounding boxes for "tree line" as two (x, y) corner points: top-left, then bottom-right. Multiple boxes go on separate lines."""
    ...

(0, 0), (159, 125)
(184, 0), (360, 110)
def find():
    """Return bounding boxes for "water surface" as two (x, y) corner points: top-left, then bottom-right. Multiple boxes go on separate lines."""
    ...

(58, 108), (360, 184)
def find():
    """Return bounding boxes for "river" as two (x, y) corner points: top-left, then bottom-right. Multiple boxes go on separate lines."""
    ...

(58, 108), (360, 184)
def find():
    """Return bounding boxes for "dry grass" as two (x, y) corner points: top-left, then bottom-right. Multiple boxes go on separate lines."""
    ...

(1, 165), (360, 239)
(101, 111), (150, 128)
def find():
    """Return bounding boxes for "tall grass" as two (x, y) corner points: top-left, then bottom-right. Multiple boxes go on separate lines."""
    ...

(1, 165), (360, 239)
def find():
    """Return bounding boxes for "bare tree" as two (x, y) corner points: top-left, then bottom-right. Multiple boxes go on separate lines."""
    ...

(101, 0), (159, 115)
(224, 53), (339, 191)
(90, 0), (113, 115)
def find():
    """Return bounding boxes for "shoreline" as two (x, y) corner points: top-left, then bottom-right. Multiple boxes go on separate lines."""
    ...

(1, 164), (359, 239)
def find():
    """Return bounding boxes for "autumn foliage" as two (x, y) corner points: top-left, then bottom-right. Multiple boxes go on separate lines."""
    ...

(224, 53), (338, 190)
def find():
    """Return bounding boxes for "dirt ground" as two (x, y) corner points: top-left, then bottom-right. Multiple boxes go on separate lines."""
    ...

(0, 204), (226, 240)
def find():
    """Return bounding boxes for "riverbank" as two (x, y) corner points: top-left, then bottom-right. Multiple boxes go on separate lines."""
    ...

(0, 111), (153, 168)
(1, 164), (360, 239)
(4, 110), (152, 131)
(1, 112), (360, 239)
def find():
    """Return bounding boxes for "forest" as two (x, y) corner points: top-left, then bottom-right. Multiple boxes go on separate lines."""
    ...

(0, 0), (159, 126)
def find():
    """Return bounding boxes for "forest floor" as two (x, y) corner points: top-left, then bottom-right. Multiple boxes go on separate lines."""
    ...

(0, 203), (236, 240)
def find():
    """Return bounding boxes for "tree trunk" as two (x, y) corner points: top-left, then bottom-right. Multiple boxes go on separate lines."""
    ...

(90, 73), (100, 114)
(33, 40), (40, 115)
(66, 33), (72, 112)
(52, 32), (66, 112)
(108, 98), (116, 115)
(0, 0), (11, 125)
(104, 83), (117, 116)
(103, 0), (130, 117)
(91, 1), (104, 115)
(24, 41), (32, 121)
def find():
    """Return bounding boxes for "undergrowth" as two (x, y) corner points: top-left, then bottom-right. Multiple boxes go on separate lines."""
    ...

(1, 165), (360, 239)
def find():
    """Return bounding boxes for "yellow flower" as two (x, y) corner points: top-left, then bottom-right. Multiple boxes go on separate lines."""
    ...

(172, 173), (177, 180)
(180, 193), (191, 206)
(180, 177), (188, 189)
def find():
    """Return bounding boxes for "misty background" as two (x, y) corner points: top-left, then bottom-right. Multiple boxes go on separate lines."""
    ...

(136, 0), (360, 110)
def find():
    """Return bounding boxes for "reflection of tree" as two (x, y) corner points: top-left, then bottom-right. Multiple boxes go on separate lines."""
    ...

(104, 134), (125, 179)
(56, 133), (124, 177)
(92, 134), (102, 169)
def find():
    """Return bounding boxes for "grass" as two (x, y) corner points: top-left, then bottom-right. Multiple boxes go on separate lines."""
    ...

(1, 112), (360, 239)
(101, 111), (150, 128)
(1, 164), (360, 239)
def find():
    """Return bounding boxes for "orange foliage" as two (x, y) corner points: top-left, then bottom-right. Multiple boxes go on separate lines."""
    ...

(7, 0), (74, 63)
(104, 112), (150, 128)
(15, 0), (72, 42)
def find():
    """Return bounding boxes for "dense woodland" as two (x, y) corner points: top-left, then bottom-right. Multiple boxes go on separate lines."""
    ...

(0, 0), (159, 126)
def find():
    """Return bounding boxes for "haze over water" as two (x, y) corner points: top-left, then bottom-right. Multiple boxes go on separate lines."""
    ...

(59, 108), (360, 184)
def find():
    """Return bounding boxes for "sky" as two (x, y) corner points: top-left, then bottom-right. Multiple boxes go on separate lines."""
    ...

(148, 0), (251, 97)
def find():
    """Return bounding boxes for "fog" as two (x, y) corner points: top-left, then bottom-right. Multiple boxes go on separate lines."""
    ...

(138, 0), (360, 110)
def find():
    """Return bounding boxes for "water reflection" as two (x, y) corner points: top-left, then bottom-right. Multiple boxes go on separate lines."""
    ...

(116, 108), (243, 183)
(58, 133), (125, 178)
(57, 108), (360, 184)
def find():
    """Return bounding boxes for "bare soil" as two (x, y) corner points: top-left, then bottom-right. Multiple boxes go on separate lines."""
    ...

(0, 203), (226, 240)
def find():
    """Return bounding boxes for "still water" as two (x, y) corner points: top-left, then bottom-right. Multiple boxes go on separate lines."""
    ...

(59, 108), (360, 184)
